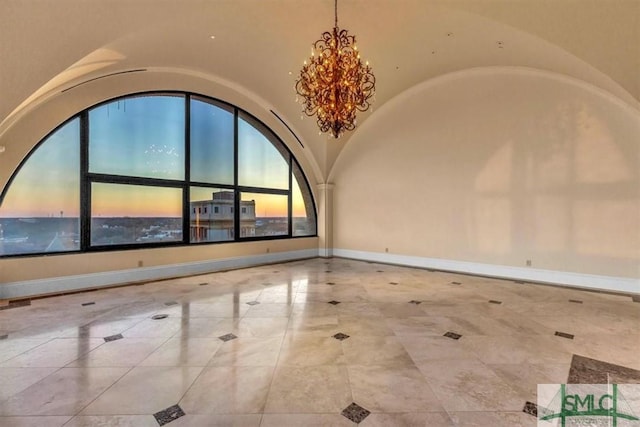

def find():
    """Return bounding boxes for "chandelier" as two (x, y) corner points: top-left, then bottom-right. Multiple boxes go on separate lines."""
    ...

(295, 0), (376, 138)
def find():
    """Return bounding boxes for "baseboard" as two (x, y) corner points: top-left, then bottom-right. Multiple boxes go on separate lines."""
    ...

(319, 248), (333, 258)
(0, 248), (319, 300)
(333, 248), (639, 295)
(3, 247), (637, 299)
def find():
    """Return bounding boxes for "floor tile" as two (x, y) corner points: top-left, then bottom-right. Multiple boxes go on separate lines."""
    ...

(341, 402), (371, 423)
(0, 338), (104, 368)
(103, 334), (124, 342)
(291, 303), (337, 317)
(179, 366), (274, 414)
(154, 404), (186, 426)
(244, 303), (293, 318)
(278, 335), (345, 366)
(264, 366), (352, 413)
(385, 316), (462, 336)
(0, 416), (72, 427)
(169, 414), (263, 426)
(417, 360), (527, 412)
(398, 336), (478, 363)
(294, 293), (336, 304)
(139, 337), (222, 367)
(333, 332), (350, 341)
(121, 318), (184, 338)
(514, 334), (575, 365)
(375, 303), (428, 318)
(461, 335), (564, 365)
(360, 412), (454, 426)
(0, 367), (128, 415)
(0, 339), (49, 363)
(342, 336), (415, 366)
(443, 314), (529, 336)
(336, 316), (394, 336)
(335, 303), (383, 318)
(175, 318), (236, 339)
(287, 315), (340, 336)
(260, 413), (354, 426)
(67, 337), (167, 367)
(570, 333), (640, 370)
(174, 303), (250, 318)
(99, 302), (164, 319)
(256, 292), (297, 304)
(567, 353), (640, 383)
(348, 364), (444, 412)
(208, 336), (282, 366)
(64, 415), (158, 426)
(59, 318), (144, 339)
(218, 333), (238, 342)
(488, 362), (570, 401)
(234, 317), (289, 337)
(0, 367), (59, 401)
(81, 366), (202, 415)
(449, 411), (536, 426)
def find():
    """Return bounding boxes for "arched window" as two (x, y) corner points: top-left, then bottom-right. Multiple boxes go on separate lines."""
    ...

(0, 93), (317, 256)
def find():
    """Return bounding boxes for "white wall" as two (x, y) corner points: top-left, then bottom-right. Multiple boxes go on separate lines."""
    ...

(331, 67), (640, 288)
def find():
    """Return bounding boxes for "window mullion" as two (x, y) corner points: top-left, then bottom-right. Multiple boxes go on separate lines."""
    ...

(233, 108), (240, 241)
(183, 95), (191, 244)
(288, 153), (293, 237)
(80, 111), (90, 251)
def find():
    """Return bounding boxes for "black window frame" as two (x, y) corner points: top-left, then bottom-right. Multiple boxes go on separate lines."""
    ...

(0, 91), (317, 258)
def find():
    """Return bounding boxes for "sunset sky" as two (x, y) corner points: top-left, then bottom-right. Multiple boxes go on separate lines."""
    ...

(0, 96), (310, 219)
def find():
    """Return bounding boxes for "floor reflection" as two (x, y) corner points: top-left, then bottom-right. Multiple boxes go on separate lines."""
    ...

(0, 258), (638, 426)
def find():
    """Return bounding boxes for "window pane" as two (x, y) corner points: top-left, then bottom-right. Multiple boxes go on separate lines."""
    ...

(91, 183), (182, 246)
(238, 113), (289, 189)
(89, 95), (185, 180)
(190, 187), (234, 242)
(0, 119), (80, 255)
(190, 98), (234, 184)
(292, 161), (317, 236)
(241, 192), (288, 237)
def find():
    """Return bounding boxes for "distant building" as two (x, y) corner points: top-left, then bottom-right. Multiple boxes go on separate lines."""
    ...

(190, 191), (256, 241)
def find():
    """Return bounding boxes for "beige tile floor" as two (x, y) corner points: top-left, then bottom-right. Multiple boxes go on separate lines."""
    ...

(0, 257), (638, 426)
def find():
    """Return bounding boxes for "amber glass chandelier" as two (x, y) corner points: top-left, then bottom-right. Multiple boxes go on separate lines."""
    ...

(295, 0), (376, 138)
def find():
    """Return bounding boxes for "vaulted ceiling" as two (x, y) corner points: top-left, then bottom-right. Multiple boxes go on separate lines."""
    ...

(1, 0), (638, 180)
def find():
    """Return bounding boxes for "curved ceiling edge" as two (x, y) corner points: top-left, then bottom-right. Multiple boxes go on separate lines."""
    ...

(328, 65), (640, 182)
(0, 66), (324, 187)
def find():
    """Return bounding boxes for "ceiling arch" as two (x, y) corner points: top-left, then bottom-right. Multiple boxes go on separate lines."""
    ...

(1, 0), (638, 180)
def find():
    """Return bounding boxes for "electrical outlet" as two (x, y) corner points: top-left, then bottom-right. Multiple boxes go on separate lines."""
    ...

(526, 260), (531, 267)
(385, 248), (389, 253)
(138, 260), (143, 267)
(266, 248), (270, 253)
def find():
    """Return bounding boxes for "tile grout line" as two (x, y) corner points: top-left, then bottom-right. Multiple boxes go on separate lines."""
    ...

(69, 364), (137, 420)
(341, 341), (358, 423)
(60, 324), (175, 420)
(393, 324), (456, 426)
(173, 278), (250, 417)
(259, 280), (299, 420)
(0, 323), (68, 364)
